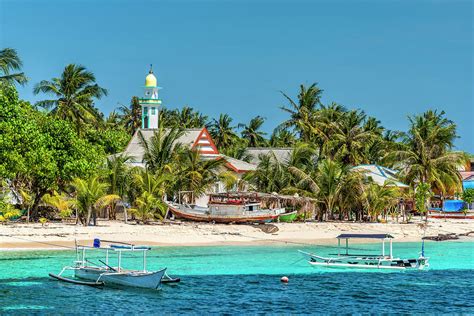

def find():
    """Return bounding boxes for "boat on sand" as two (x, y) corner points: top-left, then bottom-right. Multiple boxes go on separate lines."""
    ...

(299, 233), (429, 270)
(166, 192), (285, 223)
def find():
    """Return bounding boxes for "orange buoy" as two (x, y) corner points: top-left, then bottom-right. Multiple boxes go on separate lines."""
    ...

(281, 276), (289, 283)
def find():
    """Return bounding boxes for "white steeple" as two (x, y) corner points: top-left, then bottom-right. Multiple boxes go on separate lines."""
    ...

(140, 64), (162, 129)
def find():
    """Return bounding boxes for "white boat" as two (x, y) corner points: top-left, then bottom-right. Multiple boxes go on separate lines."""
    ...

(299, 233), (429, 270)
(49, 239), (179, 289)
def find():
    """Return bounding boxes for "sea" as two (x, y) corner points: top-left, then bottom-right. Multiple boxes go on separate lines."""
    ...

(0, 241), (473, 314)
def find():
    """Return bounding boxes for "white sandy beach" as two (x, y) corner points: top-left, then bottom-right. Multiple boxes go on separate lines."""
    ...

(0, 218), (473, 250)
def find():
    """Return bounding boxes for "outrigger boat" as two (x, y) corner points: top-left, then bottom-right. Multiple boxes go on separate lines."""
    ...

(299, 234), (429, 270)
(49, 239), (180, 289)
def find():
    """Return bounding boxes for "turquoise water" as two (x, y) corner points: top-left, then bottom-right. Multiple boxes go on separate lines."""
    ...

(0, 241), (473, 314)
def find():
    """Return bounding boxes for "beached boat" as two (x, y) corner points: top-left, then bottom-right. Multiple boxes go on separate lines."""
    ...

(299, 233), (429, 270)
(277, 210), (298, 222)
(166, 192), (285, 223)
(49, 239), (179, 289)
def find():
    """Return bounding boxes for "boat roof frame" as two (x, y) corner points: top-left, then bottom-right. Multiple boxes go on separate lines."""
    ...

(336, 233), (394, 239)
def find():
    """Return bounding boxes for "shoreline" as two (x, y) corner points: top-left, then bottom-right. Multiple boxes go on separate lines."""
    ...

(0, 218), (473, 250)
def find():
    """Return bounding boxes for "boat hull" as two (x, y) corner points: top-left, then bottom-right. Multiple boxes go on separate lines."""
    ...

(168, 204), (279, 223)
(75, 267), (166, 289)
(277, 211), (298, 223)
(429, 210), (474, 219)
(300, 251), (429, 271)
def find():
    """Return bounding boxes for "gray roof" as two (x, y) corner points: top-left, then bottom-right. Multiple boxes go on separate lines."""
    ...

(123, 128), (203, 165)
(221, 155), (257, 171)
(245, 147), (293, 165)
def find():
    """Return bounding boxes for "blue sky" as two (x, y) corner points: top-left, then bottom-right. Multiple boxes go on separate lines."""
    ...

(1, 0), (472, 152)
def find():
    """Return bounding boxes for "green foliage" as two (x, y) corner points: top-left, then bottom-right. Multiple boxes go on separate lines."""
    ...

(0, 48), (28, 86)
(161, 106), (208, 129)
(85, 127), (130, 154)
(72, 176), (120, 226)
(415, 182), (433, 216)
(238, 116), (267, 147)
(33, 64), (108, 134)
(462, 188), (474, 208)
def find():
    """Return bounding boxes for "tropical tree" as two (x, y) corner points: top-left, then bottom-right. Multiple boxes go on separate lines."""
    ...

(363, 182), (400, 222)
(208, 114), (239, 149)
(42, 191), (75, 220)
(238, 116), (267, 147)
(139, 126), (185, 174)
(130, 191), (166, 223)
(105, 154), (132, 219)
(389, 110), (466, 194)
(324, 110), (376, 165)
(118, 96), (142, 135)
(289, 158), (362, 220)
(175, 149), (225, 201)
(72, 176), (120, 226)
(279, 83), (323, 141)
(0, 48), (28, 86)
(270, 128), (297, 147)
(161, 106), (208, 128)
(33, 64), (108, 133)
(462, 188), (474, 211)
(414, 182), (433, 221)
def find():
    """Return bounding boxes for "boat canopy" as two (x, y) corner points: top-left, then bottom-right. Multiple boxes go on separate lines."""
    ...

(336, 233), (394, 239)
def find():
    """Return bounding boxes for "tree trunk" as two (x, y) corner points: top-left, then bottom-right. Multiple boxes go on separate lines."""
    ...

(86, 206), (92, 226)
(30, 189), (47, 221)
(124, 207), (128, 224)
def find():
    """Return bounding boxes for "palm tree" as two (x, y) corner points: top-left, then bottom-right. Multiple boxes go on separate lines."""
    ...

(175, 149), (225, 202)
(289, 158), (363, 221)
(389, 110), (466, 194)
(131, 170), (171, 222)
(160, 106), (208, 128)
(139, 126), (185, 174)
(363, 182), (400, 222)
(130, 191), (166, 223)
(208, 114), (239, 149)
(238, 116), (267, 147)
(270, 128), (296, 147)
(42, 191), (75, 220)
(105, 154), (132, 219)
(72, 176), (120, 226)
(33, 64), (108, 133)
(324, 110), (376, 165)
(0, 48), (28, 86)
(118, 96), (142, 135)
(279, 83), (323, 141)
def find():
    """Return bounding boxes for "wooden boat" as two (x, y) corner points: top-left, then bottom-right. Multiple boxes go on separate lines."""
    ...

(299, 233), (429, 270)
(49, 239), (179, 289)
(167, 202), (280, 223)
(166, 192), (284, 224)
(277, 210), (297, 222)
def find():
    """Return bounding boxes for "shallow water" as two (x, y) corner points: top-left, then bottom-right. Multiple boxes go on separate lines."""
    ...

(0, 241), (473, 314)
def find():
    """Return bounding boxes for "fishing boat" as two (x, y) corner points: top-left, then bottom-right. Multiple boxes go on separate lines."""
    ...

(299, 233), (429, 270)
(166, 192), (285, 223)
(49, 239), (180, 289)
(277, 210), (298, 222)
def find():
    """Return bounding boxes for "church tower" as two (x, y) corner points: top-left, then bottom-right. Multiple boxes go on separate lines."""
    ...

(139, 65), (162, 129)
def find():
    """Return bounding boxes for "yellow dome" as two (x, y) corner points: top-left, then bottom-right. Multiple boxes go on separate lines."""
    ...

(145, 72), (157, 87)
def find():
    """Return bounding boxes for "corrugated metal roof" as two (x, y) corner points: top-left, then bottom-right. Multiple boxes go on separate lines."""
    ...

(352, 164), (409, 188)
(123, 128), (203, 164)
(245, 147), (293, 165)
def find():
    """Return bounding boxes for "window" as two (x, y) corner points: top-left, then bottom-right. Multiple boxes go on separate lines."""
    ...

(151, 107), (156, 115)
